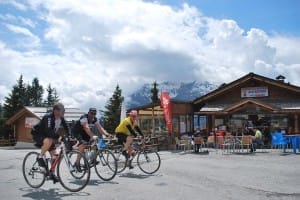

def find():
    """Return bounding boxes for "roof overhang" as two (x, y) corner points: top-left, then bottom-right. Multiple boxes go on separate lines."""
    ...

(224, 99), (276, 113)
(194, 73), (300, 105)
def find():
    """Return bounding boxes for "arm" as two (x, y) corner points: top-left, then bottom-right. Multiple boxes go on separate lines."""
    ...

(62, 118), (71, 137)
(82, 123), (95, 140)
(134, 126), (144, 137)
(126, 124), (137, 137)
(43, 115), (55, 137)
(95, 122), (109, 136)
(80, 117), (95, 140)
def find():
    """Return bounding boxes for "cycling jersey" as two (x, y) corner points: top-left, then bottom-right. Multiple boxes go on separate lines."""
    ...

(31, 113), (69, 147)
(115, 117), (143, 137)
(73, 114), (100, 141)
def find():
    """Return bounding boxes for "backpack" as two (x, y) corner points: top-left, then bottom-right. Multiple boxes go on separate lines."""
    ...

(31, 122), (44, 147)
(71, 120), (83, 140)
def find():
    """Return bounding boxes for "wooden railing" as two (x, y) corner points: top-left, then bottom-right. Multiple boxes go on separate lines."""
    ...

(0, 138), (17, 146)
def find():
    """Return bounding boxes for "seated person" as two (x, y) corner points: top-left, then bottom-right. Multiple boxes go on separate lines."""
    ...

(250, 128), (263, 152)
(192, 127), (205, 152)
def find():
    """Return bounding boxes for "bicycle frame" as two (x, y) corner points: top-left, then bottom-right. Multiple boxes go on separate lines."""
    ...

(47, 140), (75, 174)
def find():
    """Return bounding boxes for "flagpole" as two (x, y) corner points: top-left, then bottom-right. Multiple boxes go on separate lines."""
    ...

(120, 99), (126, 123)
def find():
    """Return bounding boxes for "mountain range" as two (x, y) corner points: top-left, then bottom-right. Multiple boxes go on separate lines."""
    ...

(127, 81), (217, 108)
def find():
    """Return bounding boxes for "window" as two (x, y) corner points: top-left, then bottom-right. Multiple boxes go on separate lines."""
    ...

(199, 116), (207, 129)
(172, 117), (179, 133)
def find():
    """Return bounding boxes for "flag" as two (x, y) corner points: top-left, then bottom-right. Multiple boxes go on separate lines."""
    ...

(160, 92), (173, 134)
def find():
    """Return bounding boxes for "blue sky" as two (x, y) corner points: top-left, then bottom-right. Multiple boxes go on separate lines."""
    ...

(162, 0), (300, 35)
(0, 0), (299, 110)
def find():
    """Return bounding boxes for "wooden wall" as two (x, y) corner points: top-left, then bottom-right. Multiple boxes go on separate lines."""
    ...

(207, 80), (300, 103)
(15, 116), (34, 142)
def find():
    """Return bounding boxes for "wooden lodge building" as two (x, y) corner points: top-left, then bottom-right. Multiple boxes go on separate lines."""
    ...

(132, 73), (300, 138)
(193, 73), (300, 136)
(5, 73), (300, 146)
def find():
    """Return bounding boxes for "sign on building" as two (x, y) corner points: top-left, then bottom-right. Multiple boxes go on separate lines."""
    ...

(25, 117), (40, 128)
(241, 87), (268, 98)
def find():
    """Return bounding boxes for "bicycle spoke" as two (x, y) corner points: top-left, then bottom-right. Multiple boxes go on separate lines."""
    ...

(22, 152), (46, 188)
(94, 150), (117, 181)
(57, 150), (90, 192)
(137, 150), (161, 174)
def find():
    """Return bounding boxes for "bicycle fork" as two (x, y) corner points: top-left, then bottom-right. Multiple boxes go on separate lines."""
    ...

(62, 151), (76, 172)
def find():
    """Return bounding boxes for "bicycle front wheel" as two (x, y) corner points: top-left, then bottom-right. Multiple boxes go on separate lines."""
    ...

(114, 150), (127, 173)
(22, 152), (46, 188)
(57, 150), (90, 192)
(94, 149), (117, 181)
(137, 150), (161, 174)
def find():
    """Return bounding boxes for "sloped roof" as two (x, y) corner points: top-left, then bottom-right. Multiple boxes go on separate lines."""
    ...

(224, 99), (276, 113)
(197, 98), (300, 114)
(194, 72), (300, 104)
(6, 106), (85, 125)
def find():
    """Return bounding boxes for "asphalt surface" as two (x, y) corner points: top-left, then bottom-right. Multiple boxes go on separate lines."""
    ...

(0, 148), (299, 200)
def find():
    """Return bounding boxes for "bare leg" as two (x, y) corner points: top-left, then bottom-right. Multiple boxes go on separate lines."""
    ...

(40, 138), (53, 156)
(124, 136), (133, 152)
(76, 144), (86, 162)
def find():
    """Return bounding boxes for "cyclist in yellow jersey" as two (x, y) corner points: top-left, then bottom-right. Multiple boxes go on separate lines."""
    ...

(115, 110), (144, 168)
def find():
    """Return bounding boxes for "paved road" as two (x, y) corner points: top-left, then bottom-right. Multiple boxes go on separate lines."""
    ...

(0, 148), (299, 200)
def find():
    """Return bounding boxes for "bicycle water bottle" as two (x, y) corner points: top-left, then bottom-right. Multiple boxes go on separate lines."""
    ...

(85, 150), (92, 161)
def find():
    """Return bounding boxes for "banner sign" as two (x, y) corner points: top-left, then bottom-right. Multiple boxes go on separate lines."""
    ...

(241, 87), (268, 98)
(160, 92), (173, 134)
(25, 117), (40, 128)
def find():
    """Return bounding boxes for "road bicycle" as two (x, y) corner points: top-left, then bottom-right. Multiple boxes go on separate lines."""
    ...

(22, 136), (91, 192)
(113, 136), (161, 174)
(79, 136), (118, 181)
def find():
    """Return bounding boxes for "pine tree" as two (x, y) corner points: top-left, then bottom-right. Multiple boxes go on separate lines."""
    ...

(53, 88), (60, 104)
(0, 103), (3, 118)
(150, 81), (159, 134)
(24, 84), (32, 106)
(103, 85), (124, 133)
(150, 81), (159, 106)
(30, 78), (44, 106)
(3, 75), (27, 118)
(45, 84), (55, 108)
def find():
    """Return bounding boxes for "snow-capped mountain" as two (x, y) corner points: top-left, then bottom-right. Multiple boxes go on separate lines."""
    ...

(127, 81), (217, 108)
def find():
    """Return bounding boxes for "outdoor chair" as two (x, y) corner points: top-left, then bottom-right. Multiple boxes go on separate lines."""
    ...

(221, 136), (234, 154)
(193, 137), (203, 152)
(207, 136), (215, 148)
(235, 136), (252, 153)
(181, 136), (191, 151)
(217, 136), (224, 149)
(175, 137), (185, 151)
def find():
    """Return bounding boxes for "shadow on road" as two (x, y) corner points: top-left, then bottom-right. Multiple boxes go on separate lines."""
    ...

(118, 172), (158, 179)
(88, 179), (119, 186)
(20, 187), (90, 200)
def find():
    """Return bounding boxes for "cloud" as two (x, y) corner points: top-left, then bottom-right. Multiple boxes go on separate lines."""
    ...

(0, 0), (299, 110)
(0, 0), (28, 11)
(19, 17), (36, 28)
(5, 24), (40, 48)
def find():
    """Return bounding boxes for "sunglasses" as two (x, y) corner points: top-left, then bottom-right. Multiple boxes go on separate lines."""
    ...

(90, 112), (97, 115)
(57, 108), (65, 113)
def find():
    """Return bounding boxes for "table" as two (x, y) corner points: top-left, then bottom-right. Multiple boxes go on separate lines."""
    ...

(284, 135), (300, 154)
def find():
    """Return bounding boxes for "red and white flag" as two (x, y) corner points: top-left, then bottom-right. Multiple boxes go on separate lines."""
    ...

(160, 92), (173, 134)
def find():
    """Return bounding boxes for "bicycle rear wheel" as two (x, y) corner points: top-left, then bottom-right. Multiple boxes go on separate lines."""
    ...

(57, 150), (90, 192)
(94, 149), (117, 181)
(22, 152), (46, 188)
(137, 150), (161, 174)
